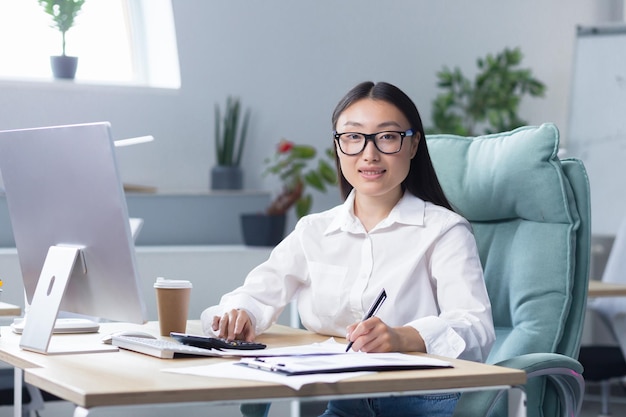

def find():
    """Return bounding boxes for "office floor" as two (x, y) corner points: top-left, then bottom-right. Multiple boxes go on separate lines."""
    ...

(580, 380), (626, 417)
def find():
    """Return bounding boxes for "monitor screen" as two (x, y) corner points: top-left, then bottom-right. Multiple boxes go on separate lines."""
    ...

(0, 122), (147, 353)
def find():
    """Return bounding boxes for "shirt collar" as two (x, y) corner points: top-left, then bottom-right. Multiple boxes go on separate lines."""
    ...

(325, 190), (360, 234)
(325, 190), (425, 235)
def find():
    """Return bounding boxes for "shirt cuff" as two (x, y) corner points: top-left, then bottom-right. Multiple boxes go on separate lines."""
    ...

(200, 305), (222, 336)
(410, 316), (466, 359)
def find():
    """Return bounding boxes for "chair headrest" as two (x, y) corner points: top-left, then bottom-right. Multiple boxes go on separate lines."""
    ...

(426, 123), (572, 223)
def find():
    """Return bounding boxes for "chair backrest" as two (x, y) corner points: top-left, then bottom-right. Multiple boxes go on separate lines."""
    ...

(426, 123), (591, 416)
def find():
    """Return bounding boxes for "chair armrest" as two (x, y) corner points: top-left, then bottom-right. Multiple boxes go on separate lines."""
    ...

(497, 352), (583, 374)
(452, 353), (584, 417)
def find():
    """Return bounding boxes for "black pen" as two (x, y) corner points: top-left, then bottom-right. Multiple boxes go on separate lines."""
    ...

(345, 288), (387, 352)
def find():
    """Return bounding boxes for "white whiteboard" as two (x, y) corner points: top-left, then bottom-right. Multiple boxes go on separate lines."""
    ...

(567, 24), (626, 236)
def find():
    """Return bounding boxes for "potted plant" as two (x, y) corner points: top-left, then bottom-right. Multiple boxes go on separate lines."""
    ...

(38, 0), (86, 80)
(241, 139), (337, 246)
(428, 47), (546, 135)
(211, 96), (251, 190)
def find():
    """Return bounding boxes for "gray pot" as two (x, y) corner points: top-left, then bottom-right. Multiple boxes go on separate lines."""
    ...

(211, 165), (243, 190)
(240, 213), (286, 246)
(50, 56), (78, 80)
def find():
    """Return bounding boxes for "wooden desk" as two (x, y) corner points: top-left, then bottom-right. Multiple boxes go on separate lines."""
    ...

(588, 280), (626, 297)
(0, 321), (527, 417)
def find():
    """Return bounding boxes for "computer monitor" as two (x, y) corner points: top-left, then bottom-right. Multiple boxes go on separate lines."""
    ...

(0, 122), (148, 354)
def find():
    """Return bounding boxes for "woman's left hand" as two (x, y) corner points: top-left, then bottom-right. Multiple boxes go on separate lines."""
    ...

(345, 317), (426, 353)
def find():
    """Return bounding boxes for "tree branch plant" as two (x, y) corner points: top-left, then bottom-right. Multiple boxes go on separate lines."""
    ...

(429, 47), (546, 136)
(264, 140), (337, 218)
(214, 96), (251, 167)
(38, 0), (85, 57)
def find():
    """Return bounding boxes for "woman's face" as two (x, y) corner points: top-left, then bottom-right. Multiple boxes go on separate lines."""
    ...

(334, 98), (419, 201)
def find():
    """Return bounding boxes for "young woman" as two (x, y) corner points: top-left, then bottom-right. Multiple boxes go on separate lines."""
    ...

(201, 81), (495, 417)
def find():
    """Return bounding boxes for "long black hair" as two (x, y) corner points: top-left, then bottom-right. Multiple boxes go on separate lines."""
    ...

(331, 81), (452, 211)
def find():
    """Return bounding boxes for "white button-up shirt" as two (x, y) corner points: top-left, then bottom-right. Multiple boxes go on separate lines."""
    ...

(201, 191), (495, 362)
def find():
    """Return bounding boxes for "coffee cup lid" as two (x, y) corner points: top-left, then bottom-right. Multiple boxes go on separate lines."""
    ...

(154, 277), (192, 289)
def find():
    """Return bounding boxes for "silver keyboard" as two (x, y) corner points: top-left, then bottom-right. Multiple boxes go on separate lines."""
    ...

(112, 335), (222, 359)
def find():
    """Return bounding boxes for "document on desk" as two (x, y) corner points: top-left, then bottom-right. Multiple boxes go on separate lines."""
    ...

(237, 352), (452, 375)
(164, 348), (452, 390)
(164, 360), (371, 390)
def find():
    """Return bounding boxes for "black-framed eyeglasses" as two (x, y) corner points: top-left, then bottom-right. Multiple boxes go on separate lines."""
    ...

(333, 129), (414, 155)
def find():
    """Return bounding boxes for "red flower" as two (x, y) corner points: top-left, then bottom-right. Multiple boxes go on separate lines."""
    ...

(277, 140), (294, 154)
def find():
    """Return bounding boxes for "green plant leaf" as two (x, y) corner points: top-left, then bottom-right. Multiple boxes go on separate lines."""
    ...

(319, 160), (337, 185)
(215, 104), (223, 162)
(215, 96), (250, 166)
(428, 47), (546, 135)
(296, 194), (313, 218)
(38, 0), (85, 55)
(304, 171), (325, 192)
(235, 108), (251, 166)
(291, 145), (316, 159)
(265, 142), (337, 218)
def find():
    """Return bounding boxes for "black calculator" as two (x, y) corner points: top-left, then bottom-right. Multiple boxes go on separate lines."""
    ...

(170, 332), (267, 350)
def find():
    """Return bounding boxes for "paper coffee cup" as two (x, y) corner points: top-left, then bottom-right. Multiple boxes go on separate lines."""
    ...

(154, 277), (192, 336)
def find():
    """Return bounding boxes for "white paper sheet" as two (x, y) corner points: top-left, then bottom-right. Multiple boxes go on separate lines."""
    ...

(164, 339), (452, 390)
(163, 360), (372, 390)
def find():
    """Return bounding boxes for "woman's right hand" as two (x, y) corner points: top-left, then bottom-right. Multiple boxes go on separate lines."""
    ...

(212, 309), (256, 341)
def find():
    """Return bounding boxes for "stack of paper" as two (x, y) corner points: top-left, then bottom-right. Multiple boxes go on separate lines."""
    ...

(164, 338), (452, 390)
(237, 352), (451, 375)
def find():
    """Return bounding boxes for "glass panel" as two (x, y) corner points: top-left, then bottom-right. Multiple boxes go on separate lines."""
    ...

(0, 0), (180, 88)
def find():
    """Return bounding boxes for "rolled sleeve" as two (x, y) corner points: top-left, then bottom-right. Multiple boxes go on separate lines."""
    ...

(410, 316), (466, 358)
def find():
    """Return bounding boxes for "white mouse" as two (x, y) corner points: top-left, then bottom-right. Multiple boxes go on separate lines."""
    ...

(101, 330), (157, 345)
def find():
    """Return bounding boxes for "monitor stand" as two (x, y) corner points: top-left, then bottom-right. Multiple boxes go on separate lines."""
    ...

(19, 246), (118, 355)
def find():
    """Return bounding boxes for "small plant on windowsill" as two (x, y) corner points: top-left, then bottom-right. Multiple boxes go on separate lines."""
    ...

(38, 0), (86, 79)
(264, 139), (337, 219)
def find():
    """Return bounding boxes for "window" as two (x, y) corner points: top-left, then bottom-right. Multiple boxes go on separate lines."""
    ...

(0, 0), (180, 88)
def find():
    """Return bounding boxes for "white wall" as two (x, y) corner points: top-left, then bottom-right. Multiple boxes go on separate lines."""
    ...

(0, 0), (622, 216)
(0, 246), (274, 321)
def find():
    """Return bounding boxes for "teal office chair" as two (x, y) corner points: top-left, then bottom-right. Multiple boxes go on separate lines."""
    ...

(427, 123), (591, 417)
